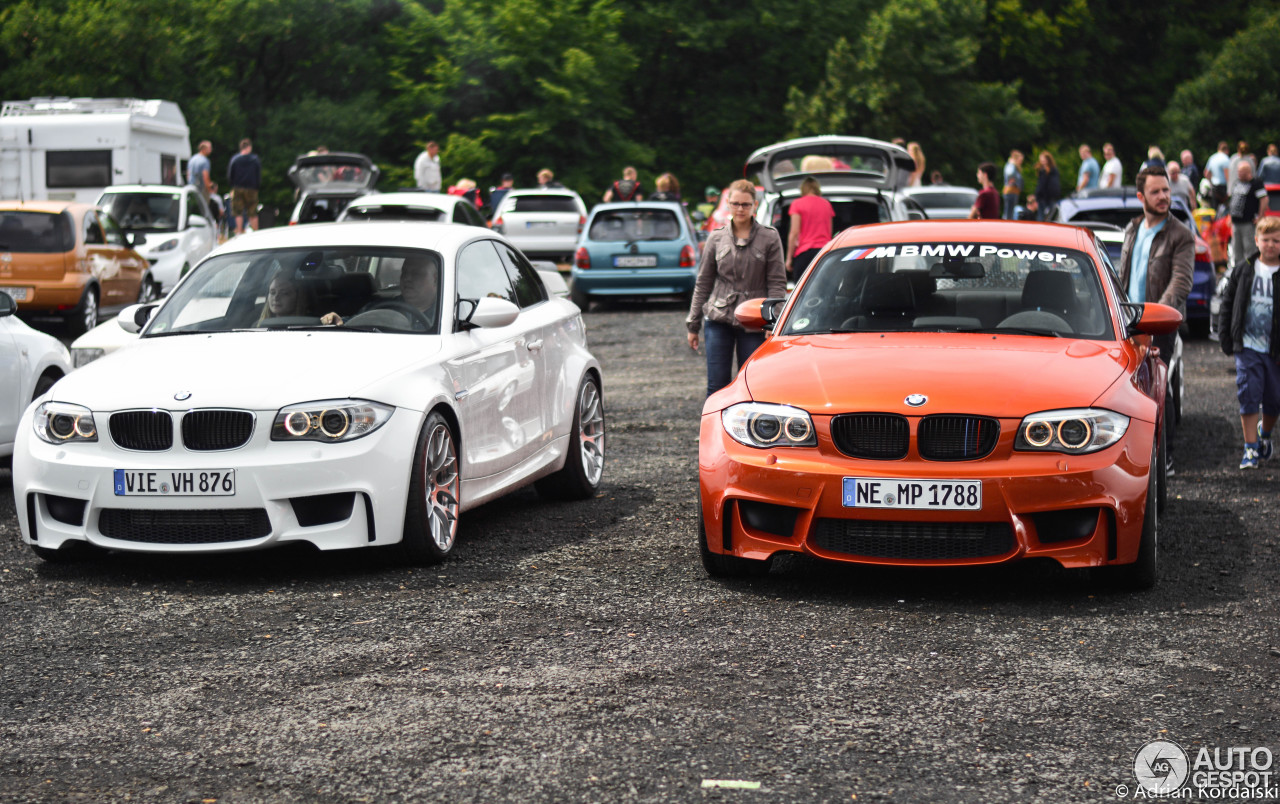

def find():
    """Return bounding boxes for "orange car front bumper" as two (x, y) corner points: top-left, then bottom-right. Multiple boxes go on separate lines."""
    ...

(698, 413), (1156, 570)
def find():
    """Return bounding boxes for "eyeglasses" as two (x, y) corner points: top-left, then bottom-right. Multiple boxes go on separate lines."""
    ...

(727, 202), (754, 208)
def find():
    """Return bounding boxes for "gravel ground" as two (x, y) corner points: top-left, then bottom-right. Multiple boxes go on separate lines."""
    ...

(1, 303), (1278, 803)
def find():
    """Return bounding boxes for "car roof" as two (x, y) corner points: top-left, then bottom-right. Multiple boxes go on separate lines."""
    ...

(0, 200), (87, 213)
(904, 185), (978, 195)
(589, 201), (687, 213)
(828, 219), (1095, 250)
(345, 192), (460, 210)
(504, 188), (583, 198)
(99, 185), (187, 194)
(207, 221), (498, 257)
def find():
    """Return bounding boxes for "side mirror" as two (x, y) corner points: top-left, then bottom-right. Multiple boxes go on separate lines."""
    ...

(126, 231), (147, 247)
(469, 297), (520, 329)
(0, 292), (16, 317)
(734, 297), (787, 331)
(117, 303), (157, 334)
(188, 215), (209, 228)
(1125, 302), (1183, 337)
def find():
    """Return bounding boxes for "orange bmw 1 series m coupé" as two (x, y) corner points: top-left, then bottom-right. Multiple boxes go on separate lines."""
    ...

(697, 219), (1182, 589)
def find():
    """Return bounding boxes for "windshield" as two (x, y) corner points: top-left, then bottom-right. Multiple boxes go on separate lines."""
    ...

(588, 209), (681, 241)
(99, 191), (183, 232)
(782, 242), (1114, 340)
(0, 210), (74, 252)
(146, 247), (444, 335)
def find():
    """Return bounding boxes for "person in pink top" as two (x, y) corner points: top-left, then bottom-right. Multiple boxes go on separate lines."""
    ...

(786, 176), (835, 281)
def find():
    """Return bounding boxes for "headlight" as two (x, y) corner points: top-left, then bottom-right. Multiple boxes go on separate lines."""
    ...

(33, 402), (98, 444)
(1015, 408), (1129, 454)
(270, 400), (394, 442)
(722, 402), (816, 449)
(153, 237), (180, 252)
(72, 348), (105, 368)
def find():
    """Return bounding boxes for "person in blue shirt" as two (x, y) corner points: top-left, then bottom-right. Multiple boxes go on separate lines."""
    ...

(1118, 165), (1195, 471)
(1205, 141), (1233, 207)
(1076, 144), (1099, 193)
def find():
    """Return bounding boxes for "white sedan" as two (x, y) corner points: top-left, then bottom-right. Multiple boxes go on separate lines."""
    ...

(1, 292), (73, 468)
(13, 222), (605, 564)
(97, 184), (217, 294)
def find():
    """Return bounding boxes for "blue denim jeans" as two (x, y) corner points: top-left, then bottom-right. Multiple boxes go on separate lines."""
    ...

(703, 319), (766, 397)
(1003, 193), (1018, 219)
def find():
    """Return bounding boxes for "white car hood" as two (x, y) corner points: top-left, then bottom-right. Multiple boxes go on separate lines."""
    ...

(51, 331), (443, 410)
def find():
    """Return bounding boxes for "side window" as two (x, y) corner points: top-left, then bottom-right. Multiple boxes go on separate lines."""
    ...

(99, 211), (126, 246)
(464, 203), (486, 227)
(1096, 239), (1127, 301)
(494, 242), (547, 308)
(452, 204), (469, 225)
(83, 211), (105, 245)
(456, 241), (517, 306)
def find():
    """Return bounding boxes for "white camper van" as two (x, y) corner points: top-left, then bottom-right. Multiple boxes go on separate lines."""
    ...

(0, 97), (191, 204)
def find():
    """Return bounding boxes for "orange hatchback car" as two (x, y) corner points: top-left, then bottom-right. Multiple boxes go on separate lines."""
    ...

(698, 220), (1181, 589)
(0, 201), (153, 335)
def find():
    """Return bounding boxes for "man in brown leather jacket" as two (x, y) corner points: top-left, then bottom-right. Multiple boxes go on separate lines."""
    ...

(1118, 164), (1194, 470)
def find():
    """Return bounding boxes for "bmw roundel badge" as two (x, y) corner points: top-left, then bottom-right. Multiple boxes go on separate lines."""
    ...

(174, 391), (192, 401)
(905, 394), (927, 407)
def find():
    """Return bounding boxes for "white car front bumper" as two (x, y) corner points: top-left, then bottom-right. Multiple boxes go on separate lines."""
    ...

(14, 406), (422, 554)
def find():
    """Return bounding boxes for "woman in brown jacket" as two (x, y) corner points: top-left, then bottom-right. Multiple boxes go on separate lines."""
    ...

(686, 179), (788, 396)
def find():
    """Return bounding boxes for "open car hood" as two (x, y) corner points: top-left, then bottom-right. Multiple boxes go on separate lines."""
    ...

(287, 152), (380, 193)
(745, 136), (915, 194)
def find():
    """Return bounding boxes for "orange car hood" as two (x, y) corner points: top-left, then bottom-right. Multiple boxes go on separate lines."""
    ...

(742, 334), (1130, 416)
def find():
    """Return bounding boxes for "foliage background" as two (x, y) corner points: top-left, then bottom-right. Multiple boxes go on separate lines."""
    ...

(0, 0), (1271, 213)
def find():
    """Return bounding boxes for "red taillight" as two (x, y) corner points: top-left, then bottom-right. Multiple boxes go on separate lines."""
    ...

(679, 244), (696, 268)
(578, 214), (586, 235)
(575, 247), (591, 270)
(493, 216), (504, 232)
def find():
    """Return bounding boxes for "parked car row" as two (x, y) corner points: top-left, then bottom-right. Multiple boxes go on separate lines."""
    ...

(2, 135), (1190, 591)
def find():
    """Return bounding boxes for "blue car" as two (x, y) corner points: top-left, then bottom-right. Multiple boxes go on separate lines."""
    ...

(570, 201), (700, 309)
(1053, 189), (1214, 335)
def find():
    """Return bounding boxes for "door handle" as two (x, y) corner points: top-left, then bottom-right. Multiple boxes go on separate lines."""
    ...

(527, 339), (543, 352)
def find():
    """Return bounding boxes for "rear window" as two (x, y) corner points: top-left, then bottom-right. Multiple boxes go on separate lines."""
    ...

(344, 205), (445, 223)
(912, 192), (978, 209)
(588, 209), (682, 241)
(0, 211), (74, 252)
(508, 195), (579, 214)
(1062, 208), (1137, 229)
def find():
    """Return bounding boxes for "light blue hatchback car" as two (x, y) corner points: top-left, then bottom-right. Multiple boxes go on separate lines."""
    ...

(569, 201), (700, 309)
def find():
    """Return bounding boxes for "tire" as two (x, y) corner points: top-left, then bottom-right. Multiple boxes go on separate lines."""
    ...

(536, 373), (606, 500)
(66, 286), (98, 336)
(1108, 439), (1159, 590)
(397, 411), (461, 565)
(136, 275), (158, 304)
(698, 509), (772, 578)
(31, 371), (60, 402)
(1156, 417), (1168, 514)
(569, 280), (589, 311)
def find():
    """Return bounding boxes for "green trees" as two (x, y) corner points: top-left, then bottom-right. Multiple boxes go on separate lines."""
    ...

(0, 0), (1270, 210)
(786, 0), (1042, 182)
(1164, 8), (1280, 158)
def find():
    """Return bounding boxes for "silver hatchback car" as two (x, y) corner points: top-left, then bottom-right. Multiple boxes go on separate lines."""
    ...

(491, 189), (587, 261)
(745, 136), (928, 241)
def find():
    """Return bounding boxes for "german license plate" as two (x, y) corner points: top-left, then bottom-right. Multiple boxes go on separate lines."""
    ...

(113, 469), (235, 496)
(613, 255), (657, 267)
(0, 287), (29, 301)
(525, 221), (557, 228)
(842, 477), (981, 510)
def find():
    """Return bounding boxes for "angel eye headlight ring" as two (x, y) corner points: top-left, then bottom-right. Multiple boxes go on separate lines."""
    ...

(319, 409), (350, 439)
(1023, 420), (1054, 448)
(284, 410), (312, 437)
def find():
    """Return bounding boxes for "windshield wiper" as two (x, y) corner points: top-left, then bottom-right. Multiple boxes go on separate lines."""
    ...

(957, 326), (1062, 337)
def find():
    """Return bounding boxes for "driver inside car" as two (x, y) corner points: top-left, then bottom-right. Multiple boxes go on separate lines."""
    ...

(320, 255), (439, 330)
